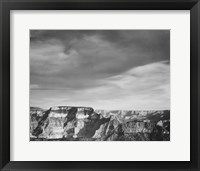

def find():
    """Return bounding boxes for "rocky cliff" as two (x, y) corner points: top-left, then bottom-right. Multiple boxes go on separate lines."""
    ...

(30, 106), (170, 141)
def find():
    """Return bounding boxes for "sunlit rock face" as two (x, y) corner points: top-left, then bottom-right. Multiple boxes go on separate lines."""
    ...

(30, 106), (170, 141)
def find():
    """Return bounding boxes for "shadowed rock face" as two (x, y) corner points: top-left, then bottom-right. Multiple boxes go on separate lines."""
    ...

(32, 108), (51, 137)
(77, 115), (111, 138)
(63, 107), (77, 128)
(30, 106), (170, 141)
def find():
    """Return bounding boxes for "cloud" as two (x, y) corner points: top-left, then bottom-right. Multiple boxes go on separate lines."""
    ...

(30, 84), (39, 89)
(30, 30), (170, 90)
(30, 61), (170, 110)
(30, 30), (170, 109)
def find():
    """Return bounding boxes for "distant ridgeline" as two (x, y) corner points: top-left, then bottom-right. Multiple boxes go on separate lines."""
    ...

(30, 106), (170, 141)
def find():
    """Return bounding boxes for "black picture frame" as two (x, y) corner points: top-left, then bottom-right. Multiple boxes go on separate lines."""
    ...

(0, 0), (200, 170)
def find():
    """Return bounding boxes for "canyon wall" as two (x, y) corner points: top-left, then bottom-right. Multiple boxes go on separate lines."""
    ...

(30, 106), (170, 141)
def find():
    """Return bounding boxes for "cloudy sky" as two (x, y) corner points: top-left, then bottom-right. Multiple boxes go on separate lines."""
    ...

(30, 30), (170, 110)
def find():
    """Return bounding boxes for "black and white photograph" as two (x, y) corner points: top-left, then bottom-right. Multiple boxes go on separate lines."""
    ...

(30, 30), (170, 141)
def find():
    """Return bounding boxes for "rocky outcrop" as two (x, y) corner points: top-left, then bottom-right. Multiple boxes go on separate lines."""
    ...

(77, 114), (111, 138)
(32, 108), (51, 137)
(30, 106), (170, 141)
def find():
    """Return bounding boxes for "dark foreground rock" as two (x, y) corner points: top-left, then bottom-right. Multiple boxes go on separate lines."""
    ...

(30, 106), (170, 141)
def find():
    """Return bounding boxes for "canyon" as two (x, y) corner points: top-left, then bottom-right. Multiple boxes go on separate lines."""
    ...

(30, 106), (170, 141)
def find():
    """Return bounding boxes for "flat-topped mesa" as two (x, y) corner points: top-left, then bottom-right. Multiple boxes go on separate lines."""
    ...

(49, 106), (94, 118)
(51, 106), (93, 113)
(30, 106), (95, 137)
(30, 106), (45, 117)
(30, 106), (94, 117)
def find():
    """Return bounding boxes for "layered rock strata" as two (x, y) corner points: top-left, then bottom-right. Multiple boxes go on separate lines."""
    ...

(30, 106), (170, 141)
